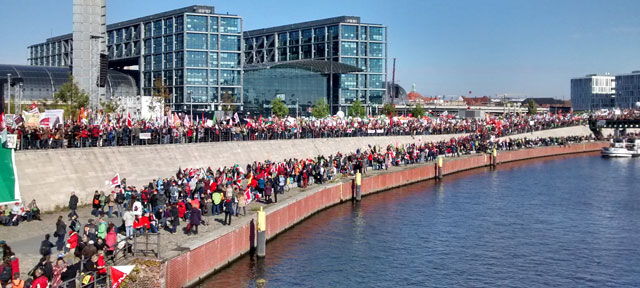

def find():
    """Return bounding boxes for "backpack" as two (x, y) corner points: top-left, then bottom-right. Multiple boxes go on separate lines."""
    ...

(116, 193), (125, 204)
(39, 242), (50, 256)
(0, 265), (11, 282)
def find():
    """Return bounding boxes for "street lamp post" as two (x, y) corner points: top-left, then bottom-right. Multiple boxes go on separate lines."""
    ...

(187, 90), (193, 121)
(6, 73), (11, 115)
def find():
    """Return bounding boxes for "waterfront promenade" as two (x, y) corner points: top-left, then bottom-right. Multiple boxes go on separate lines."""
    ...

(0, 126), (604, 286)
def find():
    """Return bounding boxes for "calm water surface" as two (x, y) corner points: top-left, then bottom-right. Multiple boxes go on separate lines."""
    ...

(203, 154), (640, 287)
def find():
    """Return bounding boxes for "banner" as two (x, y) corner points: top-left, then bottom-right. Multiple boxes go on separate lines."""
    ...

(41, 110), (64, 128)
(139, 133), (151, 140)
(110, 265), (135, 288)
(22, 111), (40, 127)
(107, 174), (120, 188)
(0, 147), (20, 205)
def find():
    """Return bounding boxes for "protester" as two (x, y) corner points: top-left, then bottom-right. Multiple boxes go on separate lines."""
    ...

(68, 191), (78, 219)
(54, 216), (66, 252)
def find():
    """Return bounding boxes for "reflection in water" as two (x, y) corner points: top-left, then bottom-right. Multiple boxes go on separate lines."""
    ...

(201, 153), (640, 287)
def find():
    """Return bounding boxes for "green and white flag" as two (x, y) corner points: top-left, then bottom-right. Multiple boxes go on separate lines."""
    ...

(0, 146), (20, 204)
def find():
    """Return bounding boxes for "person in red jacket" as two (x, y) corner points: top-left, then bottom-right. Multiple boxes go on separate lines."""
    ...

(31, 268), (47, 288)
(66, 230), (78, 253)
(177, 201), (186, 220)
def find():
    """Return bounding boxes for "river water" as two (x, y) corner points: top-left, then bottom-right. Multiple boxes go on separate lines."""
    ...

(203, 153), (640, 287)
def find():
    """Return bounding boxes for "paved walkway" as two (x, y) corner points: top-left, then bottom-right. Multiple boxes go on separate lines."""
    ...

(2, 157), (441, 273)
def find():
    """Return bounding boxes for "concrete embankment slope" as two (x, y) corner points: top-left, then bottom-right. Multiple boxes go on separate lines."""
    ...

(15, 133), (463, 212)
(164, 140), (607, 288)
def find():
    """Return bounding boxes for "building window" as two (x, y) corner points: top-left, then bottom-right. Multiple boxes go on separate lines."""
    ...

(209, 35), (218, 50)
(164, 36), (173, 51)
(314, 43), (325, 58)
(186, 51), (207, 67)
(175, 52), (184, 68)
(266, 35), (275, 48)
(144, 72), (151, 88)
(289, 31), (299, 46)
(209, 70), (218, 85)
(186, 69), (208, 85)
(359, 58), (367, 72)
(221, 87), (239, 102)
(359, 26), (367, 40)
(209, 52), (218, 67)
(278, 48), (287, 61)
(175, 16), (184, 32)
(220, 35), (240, 51)
(328, 26), (339, 41)
(289, 46), (299, 60)
(369, 58), (383, 73)
(154, 20), (163, 36)
(175, 34), (184, 50)
(341, 57), (357, 67)
(301, 45), (312, 59)
(220, 17), (240, 34)
(153, 54), (162, 70)
(210, 87), (218, 102)
(153, 37), (162, 53)
(220, 52), (240, 68)
(370, 43), (383, 57)
(278, 33), (287, 47)
(220, 70), (240, 86)
(341, 74), (357, 89)
(360, 43), (367, 56)
(370, 74), (383, 88)
(187, 86), (208, 103)
(302, 29), (312, 44)
(144, 22), (152, 38)
(186, 15), (208, 32)
(314, 27), (325, 42)
(369, 90), (383, 104)
(175, 69), (184, 85)
(144, 56), (151, 70)
(164, 53), (173, 69)
(186, 33), (208, 50)
(341, 42), (357, 56)
(341, 25), (357, 40)
(358, 74), (367, 88)
(164, 18), (173, 34)
(209, 16), (218, 32)
(369, 27), (384, 41)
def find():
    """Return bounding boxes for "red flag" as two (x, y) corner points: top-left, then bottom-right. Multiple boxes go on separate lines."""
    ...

(110, 265), (135, 288)
(201, 112), (205, 125)
(39, 117), (50, 128)
(258, 115), (263, 126)
(110, 174), (120, 187)
(127, 113), (132, 127)
(0, 112), (4, 129)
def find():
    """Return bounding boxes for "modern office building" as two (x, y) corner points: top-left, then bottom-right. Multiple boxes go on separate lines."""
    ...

(570, 74), (616, 111)
(614, 71), (640, 109)
(243, 16), (387, 114)
(28, 5), (242, 113)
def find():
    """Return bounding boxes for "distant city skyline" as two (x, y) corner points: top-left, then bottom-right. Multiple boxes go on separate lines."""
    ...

(1, 0), (639, 99)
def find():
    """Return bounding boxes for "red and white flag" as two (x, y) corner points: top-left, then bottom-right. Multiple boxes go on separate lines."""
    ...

(127, 113), (132, 127)
(234, 112), (240, 124)
(108, 174), (120, 188)
(110, 265), (135, 288)
(39, 117), (50, 128)
(244, 186), (252, 205)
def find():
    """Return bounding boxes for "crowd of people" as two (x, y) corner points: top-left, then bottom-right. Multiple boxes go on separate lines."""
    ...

(2, 111), (587, 150)
(0, 109), (600, 287)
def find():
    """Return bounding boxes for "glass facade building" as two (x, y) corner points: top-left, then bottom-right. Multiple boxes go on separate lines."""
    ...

(28, 5), (242, 113)
(615, 71), (640, 109)
(244, 16), (387, 114)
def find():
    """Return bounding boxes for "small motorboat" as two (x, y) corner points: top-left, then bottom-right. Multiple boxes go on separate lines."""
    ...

(627, 138), (640, 157)
(601, 138), (633, 158)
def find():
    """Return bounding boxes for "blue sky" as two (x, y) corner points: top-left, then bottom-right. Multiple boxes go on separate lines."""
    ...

(1, 0), (639, 99)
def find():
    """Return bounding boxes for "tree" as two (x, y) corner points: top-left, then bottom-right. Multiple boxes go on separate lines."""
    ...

(101, 100), (121, 115)
(526, 99), (538, 115)
(312, 98), (330, 118)
(151, 78), (172, 112)
(382, 103), (396, 116)
(411, 103), (425, 118)
(348, 99), (366, 118)
(221, 91), (235, 114)
(53, 75), (89, 120)
(271, 98), (289, 118)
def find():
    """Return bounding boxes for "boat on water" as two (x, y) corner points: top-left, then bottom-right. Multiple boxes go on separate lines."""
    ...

(601, 138), (633, 158)
(627, 138), (640, 157)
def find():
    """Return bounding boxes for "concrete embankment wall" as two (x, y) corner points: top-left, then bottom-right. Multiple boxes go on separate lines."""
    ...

(15, 133), (463, 212)
(164, 141), (607, 288)
(15, 125), (592, 211)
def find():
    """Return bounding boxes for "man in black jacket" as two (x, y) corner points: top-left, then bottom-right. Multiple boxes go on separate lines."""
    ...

(68, 191), (78, 220)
